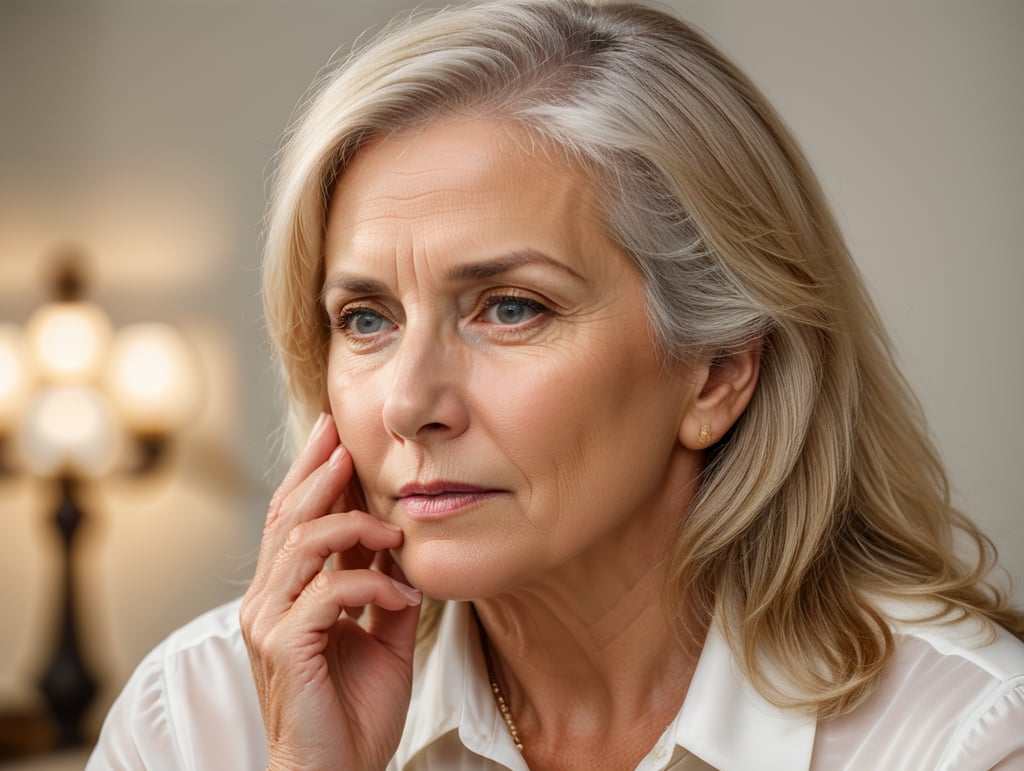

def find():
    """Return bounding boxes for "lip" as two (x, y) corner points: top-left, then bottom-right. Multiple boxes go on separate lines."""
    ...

(397, 481), (502, 520)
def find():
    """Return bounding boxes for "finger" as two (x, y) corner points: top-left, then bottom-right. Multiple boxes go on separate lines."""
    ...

(269, 412), (337, 511)
(288, 569), (422, 635)
(342, 549), (395, 620)
(380, 550), (411, 585)
(257, 443), (357, 572)
(259, 512), (403, 618)
(366, 599), (422, 663)
(365, 552), (422, 659)
(336, 541), (377, 574)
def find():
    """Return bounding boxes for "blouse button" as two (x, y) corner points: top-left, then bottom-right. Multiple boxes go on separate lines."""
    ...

(655, 746), (668, 761)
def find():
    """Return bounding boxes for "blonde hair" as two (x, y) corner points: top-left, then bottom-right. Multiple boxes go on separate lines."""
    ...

(261, 0), (1023, 717)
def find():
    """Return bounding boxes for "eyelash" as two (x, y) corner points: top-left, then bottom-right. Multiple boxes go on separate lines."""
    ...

(478, 293), (550, 330)
(329, 292), (552, 343)
(331, 304), (395, 338)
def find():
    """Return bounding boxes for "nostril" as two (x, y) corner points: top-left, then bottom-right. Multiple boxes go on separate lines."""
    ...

(422, 422), (447, 431)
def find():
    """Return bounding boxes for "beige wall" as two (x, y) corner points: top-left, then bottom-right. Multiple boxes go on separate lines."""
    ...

(1, 0), (1020, 738)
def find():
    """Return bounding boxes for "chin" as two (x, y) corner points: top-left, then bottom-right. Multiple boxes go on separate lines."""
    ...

(394, 540), (520, 602)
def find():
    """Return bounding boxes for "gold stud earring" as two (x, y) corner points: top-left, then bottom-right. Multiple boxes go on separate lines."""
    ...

(697, 424), (712, 448)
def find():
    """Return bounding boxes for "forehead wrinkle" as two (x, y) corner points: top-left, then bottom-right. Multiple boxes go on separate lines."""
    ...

(337, 188), (496, 235)
(369, 184), (480, 206)
(327, 117), (614, 297)
(393, 230), (449, 304)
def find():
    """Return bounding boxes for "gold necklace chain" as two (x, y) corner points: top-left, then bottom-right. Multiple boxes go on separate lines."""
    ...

(488, 667), (524, 751)
(475, 610), (525, 753)
(475, 609), (686, 761)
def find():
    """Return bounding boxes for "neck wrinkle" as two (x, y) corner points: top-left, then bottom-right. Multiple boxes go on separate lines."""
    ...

(471, 560), (705, 760)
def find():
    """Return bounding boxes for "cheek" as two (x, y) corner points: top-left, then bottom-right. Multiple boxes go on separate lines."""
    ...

(493, 337), (684, 502)
(327, 365), (383, 452)
(477, 345), (627, 484)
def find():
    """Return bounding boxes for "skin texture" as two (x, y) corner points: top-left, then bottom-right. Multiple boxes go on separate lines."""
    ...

(323, 119), (704, 603)
(242, 118), (760, 770)
(240, 415), (423, 771)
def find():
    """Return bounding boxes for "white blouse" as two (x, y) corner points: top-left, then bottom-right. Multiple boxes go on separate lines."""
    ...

(87, 597), (1024, 770)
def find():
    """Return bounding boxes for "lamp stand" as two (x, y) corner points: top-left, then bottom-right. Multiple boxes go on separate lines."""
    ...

(39, 476), (97, 748)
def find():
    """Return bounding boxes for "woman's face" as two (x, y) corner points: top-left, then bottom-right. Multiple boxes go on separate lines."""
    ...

(323, 119), (704, 600)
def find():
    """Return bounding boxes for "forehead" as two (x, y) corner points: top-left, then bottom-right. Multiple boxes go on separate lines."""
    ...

(324, 119), (608, 266)
(334, 119), (581, 207)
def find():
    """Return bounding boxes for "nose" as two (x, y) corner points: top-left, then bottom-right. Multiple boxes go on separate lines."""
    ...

(381, 326), (470, 443)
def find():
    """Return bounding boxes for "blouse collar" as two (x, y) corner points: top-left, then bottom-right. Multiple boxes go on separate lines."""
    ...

(393, 601), (817, 770)
(672, 624), (816, 769)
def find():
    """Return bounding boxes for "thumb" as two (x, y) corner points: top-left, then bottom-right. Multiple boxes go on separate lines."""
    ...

(368, 553), (422, 662)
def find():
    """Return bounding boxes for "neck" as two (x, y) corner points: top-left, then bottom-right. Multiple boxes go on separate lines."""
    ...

(471, 478), (706, 768)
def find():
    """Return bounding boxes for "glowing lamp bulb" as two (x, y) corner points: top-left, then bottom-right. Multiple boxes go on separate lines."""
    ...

(106, 324), (200, 434)
(25, 302), (113, 384)
(21, 386), (120, 477)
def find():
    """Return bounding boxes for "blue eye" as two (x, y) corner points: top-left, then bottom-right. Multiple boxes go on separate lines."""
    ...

(482, 296), (545, 325)
(340, 308), (394, 336)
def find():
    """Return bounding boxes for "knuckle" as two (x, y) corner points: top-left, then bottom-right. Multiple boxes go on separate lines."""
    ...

(253, 623), (282, 656)
(266, 489), (289, 527)
(345, 508), (367, 522)
(336, 509), (367, 529)
(271, 494), (297, 527)
(238, 597), (264, 642)
(238, 600), (253, 630)
(278, 521), (327, 564)
(243, 611), (285, 660)
(267, 490), (283, 516)
(266, 485), (307, 533)
(283, 520), (311, 551)
(309, 570), (334, 595)
(240, 618), (262, 652)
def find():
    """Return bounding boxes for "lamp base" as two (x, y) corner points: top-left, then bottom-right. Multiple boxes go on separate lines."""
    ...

(38, 479), (98, 748)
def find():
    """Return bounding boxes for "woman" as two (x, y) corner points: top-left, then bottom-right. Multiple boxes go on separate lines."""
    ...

(89, 1), (1024, 769)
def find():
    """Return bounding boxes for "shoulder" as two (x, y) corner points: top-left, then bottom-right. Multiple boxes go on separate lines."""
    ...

(87, 598), (267, 771)
(882, 597), (1024, 688)
(813, 600), (1024, 771)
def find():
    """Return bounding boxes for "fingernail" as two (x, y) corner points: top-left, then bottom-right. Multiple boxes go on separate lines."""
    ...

(328, 444), (347, 466)
(390, 578), (422, 605)
(305, 412), (331, 449)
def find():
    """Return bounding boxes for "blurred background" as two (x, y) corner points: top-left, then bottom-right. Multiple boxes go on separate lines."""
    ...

(0, 0), (1021, 767)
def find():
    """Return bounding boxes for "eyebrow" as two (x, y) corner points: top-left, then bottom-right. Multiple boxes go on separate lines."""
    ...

(320, 248), (585, 301)
(320, 275), (389, 300)
(446, 249), (585, 283)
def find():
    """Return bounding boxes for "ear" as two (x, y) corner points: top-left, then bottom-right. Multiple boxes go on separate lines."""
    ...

(678, 341), (761, 450)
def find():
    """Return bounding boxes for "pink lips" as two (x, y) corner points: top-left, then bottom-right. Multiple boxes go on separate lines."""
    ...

(397, 481), (500, 520)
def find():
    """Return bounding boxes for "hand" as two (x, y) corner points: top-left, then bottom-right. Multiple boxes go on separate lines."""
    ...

(240, 413), (422, 771)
